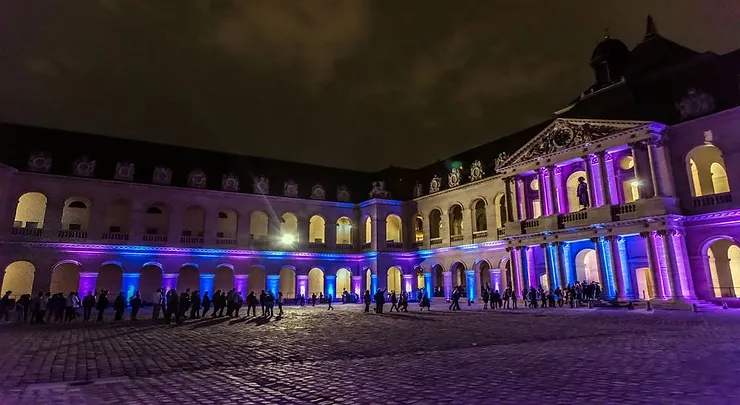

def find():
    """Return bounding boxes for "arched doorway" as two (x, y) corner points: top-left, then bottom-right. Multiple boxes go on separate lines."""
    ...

(386, 266), (402, 293)
(309, 215), (326, 244)
(50, 261), (81, 294)
(451, 262), (465, 287)
(308, 268), (324, 296)
(336, 268), (351, 297)
(247, 266), (266, 294)
(97, 262), (123, 294)
(574, 249), (600, 283)
(13, 192), (47, 230)
(566, 171), (588, 212)
(364, 268), (372, 293)
(139, 263), (163, 302)
(477, 260), (491, 291)
(1, 261), (35, 298)
(279, 266), (296, 298)
(473, 199), (487, 232)
(432, 264), (444, 296)
(214, 265), (234, 293)
(635, 267), (655, 299)
(177, 264), (200, 292)
(706, 239), (740, 297)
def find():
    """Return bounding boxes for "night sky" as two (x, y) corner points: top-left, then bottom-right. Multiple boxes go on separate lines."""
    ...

(1, 1), (739, 172)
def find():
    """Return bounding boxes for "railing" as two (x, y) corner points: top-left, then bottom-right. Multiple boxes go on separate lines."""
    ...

(693, 192), (732, 208)
(611, 203), (637, 215)
(102, 232), (129, 241)
(361, 242), (371, 250)
(450, 235), (463, 243)
(473, 230), (488, 240)
(559, 211), (588, 224)
(142, 234), (168, 243)
(413, 240), (423, 248)
(308, 242), (327, 249)
(522, 219), (539, 230)
(216, 237), (237, 246)
(12, 227), (43, 237)
(496, 228), (506, 238)
(336, 243), (354, 250)
(180, 236), (204, 245)
(250, 237), (270, 248)
(386, 241), (403, 248)
(58, 230), (87, 239)
(430, 237), (442, 245)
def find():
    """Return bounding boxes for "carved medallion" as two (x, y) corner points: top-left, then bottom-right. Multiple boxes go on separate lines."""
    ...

(448, 166), (462, 188)
(412, 182), (423, 198)
(369, 181), (391, 199)
(283, 180), (298, 197)
(27, 152), (52, 173)
(337, 185), (351, 202)
(253, 175), (269, 195)
(675, 88), (715, 120)
(429, 175), (441, 193)
(114, 162), (135, 181)
(469, 160), (484, 182)
(221, 173), (240, 192)
(187, 169), (207, 189)
(311, 184), (326, 200)
(152, 166), (173, 185)
(73, 156), (96, 177)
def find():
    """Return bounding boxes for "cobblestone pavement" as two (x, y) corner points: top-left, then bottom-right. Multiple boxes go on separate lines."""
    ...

(1, 304), (740, 404)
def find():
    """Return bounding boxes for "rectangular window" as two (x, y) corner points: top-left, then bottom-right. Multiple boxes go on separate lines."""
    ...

(532, 200), (542, 218)
(69, 223), (82, 231)
(25, 222), (38, 229)
(109, 226), (121, 233)
(181, 230), (192, 237)
(146, 228), (158, 235)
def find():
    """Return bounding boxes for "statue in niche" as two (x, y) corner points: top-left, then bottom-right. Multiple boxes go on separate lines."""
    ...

(577, 176), (590, 210)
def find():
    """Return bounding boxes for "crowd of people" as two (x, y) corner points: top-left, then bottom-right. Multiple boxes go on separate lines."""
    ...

(0, 280), (604, 325)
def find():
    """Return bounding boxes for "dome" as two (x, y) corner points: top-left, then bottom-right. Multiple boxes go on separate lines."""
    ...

(590, 36), (630, 66)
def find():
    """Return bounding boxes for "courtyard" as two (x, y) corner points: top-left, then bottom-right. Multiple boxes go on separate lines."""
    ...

(0, 305), (739, 404)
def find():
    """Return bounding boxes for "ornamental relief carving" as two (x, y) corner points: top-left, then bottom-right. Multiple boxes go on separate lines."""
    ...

(675, 88), (715, 120)
(448, 166), (462, 188)
(369, 181), (391, 199)
(152, 166), (173, 185)
(28, 152), (52, 173)
(253, 175), (269, 195)
(114, 162), (135, 181)
(187, 169), (207, 189)
(412, 182), (423, 198)
(311, 184), (326, 200)
(336, 185), (351, 202)
(469, 160), (484, 181)
(429, 175), (441, 193)
(283, 180), (298, 197)
(221, 173), (240, 192)
(73, 156), (96, 177)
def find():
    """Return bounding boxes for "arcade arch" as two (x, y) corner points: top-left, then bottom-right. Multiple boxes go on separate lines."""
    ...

(13, 192), (47, 229)
(62, 197), (91, 231)
(387, 266), (402, 293)
(214, 265), (234, 293)
(308, 268), (325, 296)
(706, 238), (740, 297)
(97, 263), (123, 293)
(279, 266), (296, 299)
(50, 261), (81, 294)
(139, 263), (163, 301)
(686, 144), (730, 197)
(177, 264), (200, 292)
(1, 261), (35, 298)
(336, 268), (352, 297)
(574, 249), (600, 283)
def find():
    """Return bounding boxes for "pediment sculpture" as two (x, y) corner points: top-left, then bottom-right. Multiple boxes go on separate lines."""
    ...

(28, 152), (52, 173)
(369, 181), (391, 199)
(337, 185), (351, 202)
(429, 175), (441, 193)
(412, 182), (423, 198)
(311, 184), (326, 200)
(448, 165), (462, 188)
(675, 88), (715, 120)
(187, 169), (207, 189)
(469, 160), (484, 182)
(114, 162), (135, 181)
(222, 173), (240, 192)
(253, 175), (269, 195)
(494, 152), (508, 171)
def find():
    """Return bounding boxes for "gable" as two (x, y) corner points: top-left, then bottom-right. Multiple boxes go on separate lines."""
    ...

(500, 118), (652, 169)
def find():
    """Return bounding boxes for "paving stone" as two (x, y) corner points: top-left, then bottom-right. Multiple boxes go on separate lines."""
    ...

(0, 305), (739, 404)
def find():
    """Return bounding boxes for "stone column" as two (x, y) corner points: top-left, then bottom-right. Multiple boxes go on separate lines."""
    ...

(597, 151), (613, 206)
(657, 230), (678, 299)
(646, 137), (663, 198)
(234, 274), (248, 298)
(423, 272), (433, 299)
(267, 274), (280, 298)
(522, 246), (536, 289)
(548, 166), (560, 215)
(515, 177), (526, 220)
(43, 200), (64, 238)
(550, 243), (563, 289)
(541, 243), (553, 290)
(507, 247), (521, 294)
(604, 153), (620, 205)
(78, 272), (99, 295)
(162, 273), (178, 293)
(129, 203), (144, 243)
(656, 140), (676, 197)
(199, 273), (215, 297)
(352, 275), (362, 296)
(374, 217), (386, 251)
(326, 220), (337, 249)
(504, 177), (515, 223)
(87, 204), (105, 241)
(443, 271), (452, 300)
(537, 168), (548, 215)
(669, 229), (695, 299)
(631, 142), (655, 199)
(370, 274), (378, 296)
(465, 270), (476, 300)
(582, 155), (597, 208)
(296, 275), (308, 298)
(612, 236), (630, 299)
(641, 231), (664, 299)
(594, 236), (618, 299)
(205, 210), (218, 246)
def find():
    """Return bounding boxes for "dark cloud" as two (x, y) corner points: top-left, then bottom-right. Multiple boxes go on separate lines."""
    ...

(0, 0), (739, 171)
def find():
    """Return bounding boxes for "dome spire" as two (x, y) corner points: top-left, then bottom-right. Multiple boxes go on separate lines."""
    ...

(645, 15), (658, 39)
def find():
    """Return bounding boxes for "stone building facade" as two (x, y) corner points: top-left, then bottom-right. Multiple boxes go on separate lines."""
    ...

(2, 17), (740, 305)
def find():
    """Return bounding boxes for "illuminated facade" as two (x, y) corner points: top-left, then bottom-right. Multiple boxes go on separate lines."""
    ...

(2, 17), (740, 305)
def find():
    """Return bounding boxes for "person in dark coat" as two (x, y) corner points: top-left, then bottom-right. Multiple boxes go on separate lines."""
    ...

(96, 291), (109, 322)
(166, 290), (181, 324)
(363, 290), (371, 313)
(82, 291), (95, 321)
(201, 292), (211, 317)
(130, 292), (142, 321)
(577, 176), (590, 209)
(113, 292), (126, 321)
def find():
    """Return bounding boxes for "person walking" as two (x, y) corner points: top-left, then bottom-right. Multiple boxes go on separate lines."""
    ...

(363, 290), (371, 313)
(151, 288), (163, 320)
(327, 294), (334, 310)
(277, 292), (284, 316)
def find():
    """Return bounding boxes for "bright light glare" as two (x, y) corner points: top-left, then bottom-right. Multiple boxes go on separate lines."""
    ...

(281, 233), (295, 245)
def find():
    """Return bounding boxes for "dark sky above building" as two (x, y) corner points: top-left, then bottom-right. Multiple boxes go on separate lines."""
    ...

(1, 1), (739, 172)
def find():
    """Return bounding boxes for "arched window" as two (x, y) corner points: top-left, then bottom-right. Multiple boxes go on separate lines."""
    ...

(309, 215), (326, 243)
(182, 206), (206, 237)
(217, 209), (238, 239)
(103, 199), (132, 234)
(62, 197), (91, 231)
(364, 216), (372, 244)
(686, 144), (730, 197)
(280, 213), (299, 244)
(429, 209), (442, 239)
(13, 192), (47, 229)
(387, 266), (402, 293)
(336, 217), (353, 245)
(566, 171), (588, 213)
(249, 210), (269, 241)
(494, 194), (506, 228)
(385, 214), (402, 243)
(473, 199), (487, 232)
(448, 205), (463, 236)
(707, 239), (740, 298)
(413, 214), (424, 242)
(143, 203), (169, 235)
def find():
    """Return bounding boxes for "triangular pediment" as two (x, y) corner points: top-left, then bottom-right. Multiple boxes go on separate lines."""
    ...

(499, 118), (652, 169)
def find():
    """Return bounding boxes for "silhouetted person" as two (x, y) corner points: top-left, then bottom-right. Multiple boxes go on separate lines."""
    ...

(577, 176), (590, 209)
(246, 291), (258, 317)
(113, 291), (126, 321)
(130, 292), (142, 320)
(327, 294), (334, 310)
(96, 291), (109, 322)
(201, 291), (211, 317)
(363, 290), (371, 313)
